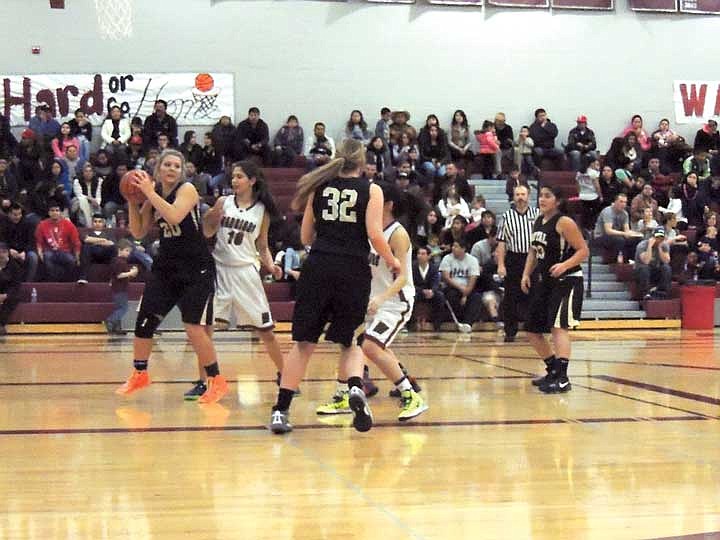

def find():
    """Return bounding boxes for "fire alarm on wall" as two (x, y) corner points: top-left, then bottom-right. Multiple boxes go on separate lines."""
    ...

(32, 46), (41, 55)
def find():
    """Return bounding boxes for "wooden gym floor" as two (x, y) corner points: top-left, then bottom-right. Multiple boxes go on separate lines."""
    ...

(0, 329), (718, 540)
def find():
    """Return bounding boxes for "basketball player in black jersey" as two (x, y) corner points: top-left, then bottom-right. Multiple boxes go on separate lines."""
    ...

(269, 139), (400, 434)
(115, 150), (228, 404)
(521, 185), (588, 393)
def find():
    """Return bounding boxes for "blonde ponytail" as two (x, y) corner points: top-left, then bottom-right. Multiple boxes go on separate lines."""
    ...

(291, 139), (366, 211)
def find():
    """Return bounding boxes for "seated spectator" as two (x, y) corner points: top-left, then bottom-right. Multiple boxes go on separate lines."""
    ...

(77, 213), (116, 283)
(651, 118), (683, 170)
(390, 131), (418, 167)
(594, 193), (643, 263)
(466, 209), (496, 246)
(415, 209), (443, 257)
(493, 113), (514, 179)
(100, 105), (131, 152)
(0, 111), (17, 160)
(35, 203), (81, 281)
(433, 162), (472, 205)
(179, 131), (203, 169)
(186, 160), (211, 200)
(440, 215), (467, 256)
(130, 116), (144, 141)
(407, 147), (431, 187)
(529, 108), (563, 169)
(344, 110), (372, 144)
(419, 125), (450, 179)
(93, 149), (113, 178)
(634, 207), (659, 239)
(693, 119), (720, 173)
(141, 148), (160, 175)
(471, 121), (500, 179)
(26, 174), (65, 228)
(374, 107), (392, 142)
(101, 163), (128, 224)
(676, 172), (709, 228)
(470, 229), (502, 327)
(143, 99), (178, 148)
(28, 105), (60, 144)
(0, 242), (22, 334)
(513, 125), (537, 178)
(703, 175), (720, 212)
(662, 212), (688, 275)
(440, 238), (483, 328)
(366, 136), (391, 179)
(470, 195), (487, 224)
(697, 211), (717, 239)
(15, 130), (43, 189)
(621, 114), (652, 154)
(210, 115), (236, 162)
(124, 136), (145, 169)
(68, 109), (93, 161)
(696, 225), (720, 280)
(411, 245), (445, 331)
(363, 162), (381, 183)
(71, 162), (103, 227)
(641, 157), (674, 208)
(0, 202), (39, 281)
(233, 107), (270, 164)
(634, 227), (672, 300)
(566, 115), (598, 172)
(51, 122), (80, 160)
(105, 238), (139, 334)
(618, 133), (643, 175)
(46, 159), (70, 208)
(200, 132), (223, 176)
(575, 159), (602, 230)
(271, 115), (304, 167)
(390, 111), (417, 142)
(438, 185), (471, 228)
(448, 110), (471, 163)
(683, 149), (711, 181)
(59, 145), (83, 198)
(630, 183), (659, 224)
(304, 122), (336, 170)
(626, 174), (646, 202)
(157, 134), (172, 153)
(0, 158), (18, 205)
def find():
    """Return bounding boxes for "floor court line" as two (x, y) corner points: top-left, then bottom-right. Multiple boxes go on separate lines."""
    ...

(593, 375), (720, 406)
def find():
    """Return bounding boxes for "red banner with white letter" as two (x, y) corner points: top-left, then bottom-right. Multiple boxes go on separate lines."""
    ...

(673, 81), (720, 124)
(679, 0), (720, 12)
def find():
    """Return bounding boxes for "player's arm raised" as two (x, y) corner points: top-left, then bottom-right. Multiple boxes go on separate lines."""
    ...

(256, 214), (283, 280)
(202, 196), (226, 238)
(367, 183), (400, 272)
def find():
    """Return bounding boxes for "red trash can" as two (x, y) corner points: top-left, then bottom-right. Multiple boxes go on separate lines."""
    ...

(680, 282), (716, 329)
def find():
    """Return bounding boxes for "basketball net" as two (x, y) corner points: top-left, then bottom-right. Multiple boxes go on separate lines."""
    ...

(192, 90), (220, 119)
(94, 0), (133, 40)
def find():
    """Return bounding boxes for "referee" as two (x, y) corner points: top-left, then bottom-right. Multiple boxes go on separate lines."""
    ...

(496, 184), (539, 342)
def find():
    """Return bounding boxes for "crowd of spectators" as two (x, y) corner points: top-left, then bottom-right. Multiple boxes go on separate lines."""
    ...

(2, 101), (720, 333)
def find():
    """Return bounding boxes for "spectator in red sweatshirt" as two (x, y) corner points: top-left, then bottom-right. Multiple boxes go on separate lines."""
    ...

(35, 203), (81, 281)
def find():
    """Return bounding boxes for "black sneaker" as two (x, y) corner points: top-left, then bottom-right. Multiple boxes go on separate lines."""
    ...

(184, 380), (207, 401)
(504, 335), (515, 343)
(270, 409), (293, 434)
(348, 386), (373, 433)
(539, 376), (572, 394)
(389, 376), (422, 397)
(531, 366), (552, 386)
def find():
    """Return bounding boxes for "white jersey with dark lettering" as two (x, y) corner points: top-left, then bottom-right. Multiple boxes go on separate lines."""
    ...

(369, 221), (414, 306)
(213, 197), (264, 267)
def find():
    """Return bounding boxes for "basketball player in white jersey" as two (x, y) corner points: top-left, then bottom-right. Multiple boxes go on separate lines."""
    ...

(316, 182), (428, 421)
(194, 160), (285, 399)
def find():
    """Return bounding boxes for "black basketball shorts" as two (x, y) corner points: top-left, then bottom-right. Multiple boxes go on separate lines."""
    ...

(291, 252), (371, 348)
(525, 274), (584, 334)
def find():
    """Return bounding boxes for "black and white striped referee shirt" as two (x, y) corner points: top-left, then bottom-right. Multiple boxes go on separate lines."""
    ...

(497, 206), (540, 254)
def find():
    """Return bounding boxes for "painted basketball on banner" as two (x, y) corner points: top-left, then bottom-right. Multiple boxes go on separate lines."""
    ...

(195, 73), (215, 93)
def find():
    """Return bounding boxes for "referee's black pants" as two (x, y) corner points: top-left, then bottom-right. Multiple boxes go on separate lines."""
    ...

(502, 251), (529, 338)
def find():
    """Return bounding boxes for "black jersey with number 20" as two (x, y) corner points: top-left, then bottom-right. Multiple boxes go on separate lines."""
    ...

(312, 176), (370, 260)
(531, 213), (581, 278)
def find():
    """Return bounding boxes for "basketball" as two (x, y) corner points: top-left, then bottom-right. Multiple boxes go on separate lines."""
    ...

(120, 170), (149, 204)
(195, 73), (214, 93)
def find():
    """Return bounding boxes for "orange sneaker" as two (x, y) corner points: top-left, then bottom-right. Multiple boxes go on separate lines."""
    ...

(198, 375), (229, 404)
(115, 370), (151, 395)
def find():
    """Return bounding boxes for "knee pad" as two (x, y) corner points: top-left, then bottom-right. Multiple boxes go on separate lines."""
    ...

(134, 311), (163, 338)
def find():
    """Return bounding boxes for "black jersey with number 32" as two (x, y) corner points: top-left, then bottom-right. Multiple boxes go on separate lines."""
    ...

(312, 177), (370, 260)
(154, 182), (213, 271)
(531, 213), (581, 277)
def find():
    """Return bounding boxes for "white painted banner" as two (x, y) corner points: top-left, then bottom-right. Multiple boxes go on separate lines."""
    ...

(673, 80), (720, 124)
(0, 72), (235, 127)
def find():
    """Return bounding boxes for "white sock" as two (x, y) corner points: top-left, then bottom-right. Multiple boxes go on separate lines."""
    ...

(336, 380), (348, 394)
(396, 377), (413, 392)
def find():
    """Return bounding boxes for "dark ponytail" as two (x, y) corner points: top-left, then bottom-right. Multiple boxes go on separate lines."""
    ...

(232, 160), (280, 219)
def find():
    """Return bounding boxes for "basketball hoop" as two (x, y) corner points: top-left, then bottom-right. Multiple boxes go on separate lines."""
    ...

(94, 0), (133, 40)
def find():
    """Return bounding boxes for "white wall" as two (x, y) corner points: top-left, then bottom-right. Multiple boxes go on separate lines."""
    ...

(1, 0), (717, 150)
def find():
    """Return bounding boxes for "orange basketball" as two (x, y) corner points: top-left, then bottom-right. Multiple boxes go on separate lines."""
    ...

(195, 73), (214, 93)
(120, 170), (149, 205)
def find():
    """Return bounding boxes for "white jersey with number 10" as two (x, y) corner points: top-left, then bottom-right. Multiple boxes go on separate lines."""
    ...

(213, 197), (265, 267)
